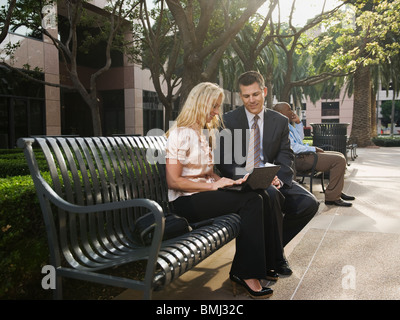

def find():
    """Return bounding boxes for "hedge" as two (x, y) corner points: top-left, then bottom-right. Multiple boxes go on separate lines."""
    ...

(0, 149), (47, 178)
(372, 136), (400, 147)
(0, 173), (50, 298)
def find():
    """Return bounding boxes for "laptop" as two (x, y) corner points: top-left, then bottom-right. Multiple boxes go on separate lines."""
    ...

(220, 165), (281, 192)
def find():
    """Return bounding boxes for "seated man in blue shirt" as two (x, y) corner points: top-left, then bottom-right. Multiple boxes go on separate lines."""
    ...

(274, 102), (355, 207)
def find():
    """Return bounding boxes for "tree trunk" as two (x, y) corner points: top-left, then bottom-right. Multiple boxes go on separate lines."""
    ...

(179, 53), (204, 107)
(265, 64), (274, 109)
(89, 102), (102, 136)
(370, 87), (377, 138)
(351, 65), (373, 147)
(279, 85), (292, 103)
(164, 103), (173, 131)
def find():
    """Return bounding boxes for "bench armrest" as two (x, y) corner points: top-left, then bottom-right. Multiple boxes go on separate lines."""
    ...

(36, 172), (163, 216)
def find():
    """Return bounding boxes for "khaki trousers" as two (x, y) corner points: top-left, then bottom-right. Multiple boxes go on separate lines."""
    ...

(295, 151), (346, 201)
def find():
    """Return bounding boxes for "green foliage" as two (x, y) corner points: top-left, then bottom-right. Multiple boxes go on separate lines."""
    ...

(303, 138), (313, 146)
(0, 158), (31, 178)
(326, 1), (400, 72)
(372, 136), (400, 147)
(0, 149), (47, 178)
(0, 148), (52, 298)
(380, 100), (400, 126)
(0, 173), (50, 298)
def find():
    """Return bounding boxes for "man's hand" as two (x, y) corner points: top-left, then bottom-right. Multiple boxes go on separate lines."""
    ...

(291, 112), (301, 124)
(271, 176), (282, 189)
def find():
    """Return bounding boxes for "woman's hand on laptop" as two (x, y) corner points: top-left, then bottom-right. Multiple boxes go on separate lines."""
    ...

(235, 174), (249, 185)
(232, 174), (248, 186)
(213, 177), (236, 190)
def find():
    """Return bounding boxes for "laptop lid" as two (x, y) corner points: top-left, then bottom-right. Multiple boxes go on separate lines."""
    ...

(221, 165), (280, 191)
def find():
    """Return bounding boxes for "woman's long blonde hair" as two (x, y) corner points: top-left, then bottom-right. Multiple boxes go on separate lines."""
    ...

(166, 82), (225, 146)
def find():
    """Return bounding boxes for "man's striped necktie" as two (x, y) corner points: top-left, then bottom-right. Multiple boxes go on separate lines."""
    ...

(245, 114), (261, 172)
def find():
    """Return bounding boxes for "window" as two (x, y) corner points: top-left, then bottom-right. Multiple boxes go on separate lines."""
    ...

(102, 90), (125, 135)
(0, 67), (45, 148)
(143, 91), (164, 134)
(322, 118), (339, 123)
(381, 82), (393, 91)
(58, 14), (124, 69)
(321, 102), (339, 116)
(61, 91), (92, 136)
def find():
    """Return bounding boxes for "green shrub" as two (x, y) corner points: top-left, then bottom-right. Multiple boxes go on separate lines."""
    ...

(0, 174), (50, 298)
(0, 149), (47, 178)
(372, 136), (400, 147)
(0, 149), (23, 155)
(0, 158), (33, 177)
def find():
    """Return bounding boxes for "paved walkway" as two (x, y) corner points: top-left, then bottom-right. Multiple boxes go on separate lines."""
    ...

(116, 147), (400, 300)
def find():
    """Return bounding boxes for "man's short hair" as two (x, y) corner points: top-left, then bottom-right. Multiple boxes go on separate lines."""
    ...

(273, 102), (291, 113)
(237, 71), (265, 90)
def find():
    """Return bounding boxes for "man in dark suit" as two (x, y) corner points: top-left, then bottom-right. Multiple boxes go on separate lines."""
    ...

(217, 71), (320, 276)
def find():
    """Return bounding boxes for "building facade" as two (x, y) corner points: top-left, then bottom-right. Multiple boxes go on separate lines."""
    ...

(302, 86), (354, 136)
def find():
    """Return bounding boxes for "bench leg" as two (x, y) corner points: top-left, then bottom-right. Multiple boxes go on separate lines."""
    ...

(54, 274), (63, 300)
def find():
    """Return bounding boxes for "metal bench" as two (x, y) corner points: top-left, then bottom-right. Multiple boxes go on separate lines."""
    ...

(346, 138), (358, 162)
(295, 151), (326, 193)
(18, 135), (240, 300)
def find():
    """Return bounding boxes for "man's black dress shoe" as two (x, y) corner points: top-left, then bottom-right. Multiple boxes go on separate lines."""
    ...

(277, 261), (293, 276)
(325, 199), (352, 207)
(341, 193), (355, 201)
(266, 270), (279, 281)
(266, 261), (293, 280)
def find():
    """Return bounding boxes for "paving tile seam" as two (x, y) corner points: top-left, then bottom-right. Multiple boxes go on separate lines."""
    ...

(289, 212), (337, 300)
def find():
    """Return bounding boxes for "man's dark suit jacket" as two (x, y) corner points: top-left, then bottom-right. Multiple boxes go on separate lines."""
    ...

(217, 106), (295, 187)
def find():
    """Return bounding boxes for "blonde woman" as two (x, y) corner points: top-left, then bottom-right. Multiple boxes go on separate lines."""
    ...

(165, 82), (276, 299)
